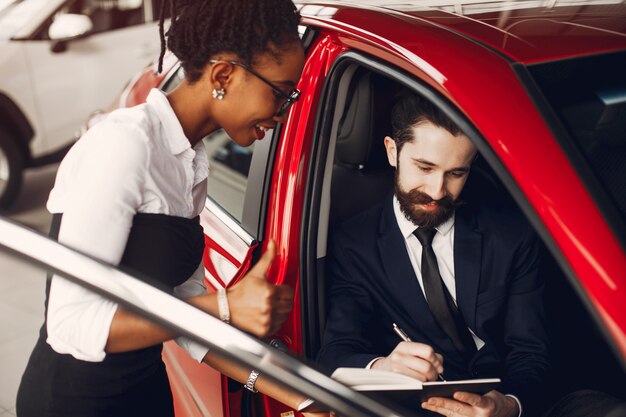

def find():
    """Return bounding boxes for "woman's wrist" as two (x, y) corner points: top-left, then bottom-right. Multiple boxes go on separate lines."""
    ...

(186, 293), (219, 318)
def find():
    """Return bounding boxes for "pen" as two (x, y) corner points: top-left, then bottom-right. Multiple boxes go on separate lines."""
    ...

(392, 323), (446, 381)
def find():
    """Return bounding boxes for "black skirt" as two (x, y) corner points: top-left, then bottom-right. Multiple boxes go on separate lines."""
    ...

(16, 213), (205, 417)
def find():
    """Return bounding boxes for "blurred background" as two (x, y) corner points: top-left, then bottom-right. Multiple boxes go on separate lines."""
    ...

(1, 0), (167, 211)
(0, 163), (56, 416)
(0, 1), (171, 414)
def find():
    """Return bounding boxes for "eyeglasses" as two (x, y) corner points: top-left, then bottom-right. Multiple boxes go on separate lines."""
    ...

(209, 60), (301, 117)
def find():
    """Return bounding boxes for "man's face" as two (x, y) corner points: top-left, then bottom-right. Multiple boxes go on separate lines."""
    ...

(384, 121), (477, 228)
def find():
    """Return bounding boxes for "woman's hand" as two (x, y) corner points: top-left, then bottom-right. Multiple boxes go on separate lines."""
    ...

(227, 240), (294, 337)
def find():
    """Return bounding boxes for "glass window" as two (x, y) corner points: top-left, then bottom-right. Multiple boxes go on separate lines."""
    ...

(32, 0), (150, 39)
(527, 51), (626, 227)
(72, 0), (146, 34)
(203, 130), (257, 222)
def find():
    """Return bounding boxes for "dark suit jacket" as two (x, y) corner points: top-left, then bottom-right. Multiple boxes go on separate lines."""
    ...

(317, 194), (550, 414)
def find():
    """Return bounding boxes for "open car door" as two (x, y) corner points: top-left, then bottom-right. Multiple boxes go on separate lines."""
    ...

(0, 216), (409, 417)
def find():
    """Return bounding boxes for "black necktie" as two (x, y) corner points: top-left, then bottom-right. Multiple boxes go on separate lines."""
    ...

(413, 227), (477, 358)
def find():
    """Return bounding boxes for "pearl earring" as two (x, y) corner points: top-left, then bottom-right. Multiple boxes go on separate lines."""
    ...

(212, 88), (226, 100)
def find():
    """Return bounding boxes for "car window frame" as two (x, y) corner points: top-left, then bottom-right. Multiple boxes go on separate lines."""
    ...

(300, 50), (626, 371)
(236, 125), (277, 238)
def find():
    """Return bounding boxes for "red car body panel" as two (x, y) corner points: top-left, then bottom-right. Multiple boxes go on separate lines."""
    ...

(105, 1), (626, 415)
(403, 4), (626, 63)
(164, 343), (223, 417)
(256, 34), (348, 416)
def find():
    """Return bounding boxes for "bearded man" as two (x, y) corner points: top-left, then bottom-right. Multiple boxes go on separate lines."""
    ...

(317, 92), (550, 417)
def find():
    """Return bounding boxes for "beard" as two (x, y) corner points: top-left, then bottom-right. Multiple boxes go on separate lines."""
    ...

(395, 178), (457, 229)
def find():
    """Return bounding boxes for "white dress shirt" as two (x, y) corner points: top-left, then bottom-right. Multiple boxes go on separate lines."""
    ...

(46, 88), (209, 363)
(392, 196), (485, 351)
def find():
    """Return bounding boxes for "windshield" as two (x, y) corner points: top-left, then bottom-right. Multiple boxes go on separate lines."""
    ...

(0, 0), (72, 41)
(0, 0), (51, 40)
(526, 51), (626, 243)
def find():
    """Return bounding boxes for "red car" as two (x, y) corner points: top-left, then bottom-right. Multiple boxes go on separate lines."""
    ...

(81, 0), (626, 416)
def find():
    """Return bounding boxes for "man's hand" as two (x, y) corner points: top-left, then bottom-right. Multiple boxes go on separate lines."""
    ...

(371, 341), (444, 381)
(227, 241), (294, 337)
(421, 390), (519, 417)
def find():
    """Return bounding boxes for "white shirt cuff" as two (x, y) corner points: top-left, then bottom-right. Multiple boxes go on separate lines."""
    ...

(365, 357), (384, 369)
(505, 394), (523, 417)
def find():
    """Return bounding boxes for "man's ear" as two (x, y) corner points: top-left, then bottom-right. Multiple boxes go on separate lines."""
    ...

(384, 136), (397, 168)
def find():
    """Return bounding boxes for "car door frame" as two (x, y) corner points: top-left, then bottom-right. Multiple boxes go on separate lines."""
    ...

(299, 49), (626, 373)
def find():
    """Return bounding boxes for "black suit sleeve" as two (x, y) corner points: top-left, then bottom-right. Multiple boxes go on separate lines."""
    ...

(499, 227), (550, 413)
(316, 231), (382, 371)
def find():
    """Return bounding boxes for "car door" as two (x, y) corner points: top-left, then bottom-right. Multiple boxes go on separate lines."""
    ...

(154, 23), (341, 417)
(0, 215), (406, 417)
(21, 0), (162, 154)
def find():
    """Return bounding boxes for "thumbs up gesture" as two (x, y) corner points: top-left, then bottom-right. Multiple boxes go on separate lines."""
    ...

(226, 241), (294, 337)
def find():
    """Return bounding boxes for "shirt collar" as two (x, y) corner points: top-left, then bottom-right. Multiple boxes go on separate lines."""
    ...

(392, 194), (455, 239)
(146, 88), (191, 156)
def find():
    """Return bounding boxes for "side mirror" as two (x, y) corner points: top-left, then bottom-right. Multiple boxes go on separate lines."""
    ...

(48, 13), (93, 41)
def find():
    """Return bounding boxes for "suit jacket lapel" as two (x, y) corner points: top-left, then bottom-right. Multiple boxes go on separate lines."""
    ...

(377, 195), (443, 342)
(453, 206), (482, 331)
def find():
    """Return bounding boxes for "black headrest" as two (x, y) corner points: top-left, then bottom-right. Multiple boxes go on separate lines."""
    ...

(335, 70), (394, 172)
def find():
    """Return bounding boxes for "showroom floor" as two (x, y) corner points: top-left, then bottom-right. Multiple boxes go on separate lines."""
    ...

(0, 164), (57, 416)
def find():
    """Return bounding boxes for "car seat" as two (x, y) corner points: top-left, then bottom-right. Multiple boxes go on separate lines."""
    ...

(329, 69), (399, 226)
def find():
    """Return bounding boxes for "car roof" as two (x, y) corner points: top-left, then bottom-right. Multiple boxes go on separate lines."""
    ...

(297, 0), (626, 64)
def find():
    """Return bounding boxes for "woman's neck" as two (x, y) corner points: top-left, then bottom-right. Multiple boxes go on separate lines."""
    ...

(166, 82), (219, 147)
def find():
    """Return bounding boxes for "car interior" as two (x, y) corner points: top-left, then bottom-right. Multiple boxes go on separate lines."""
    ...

(302, 60), (626, 412)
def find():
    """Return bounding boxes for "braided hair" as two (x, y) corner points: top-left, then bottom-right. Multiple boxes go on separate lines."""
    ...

(158, 0), (301, 82)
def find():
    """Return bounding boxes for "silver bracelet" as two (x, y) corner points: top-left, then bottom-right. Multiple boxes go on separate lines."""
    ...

(244, 370), (260, 393)
(217, 288), (230, 323)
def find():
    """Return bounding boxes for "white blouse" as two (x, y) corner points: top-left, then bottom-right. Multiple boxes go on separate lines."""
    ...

(46, 88), (210, 362)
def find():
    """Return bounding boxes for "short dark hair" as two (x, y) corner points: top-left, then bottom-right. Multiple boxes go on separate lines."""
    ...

(158, 0), (302, 82)
(390, 92), (462, 152)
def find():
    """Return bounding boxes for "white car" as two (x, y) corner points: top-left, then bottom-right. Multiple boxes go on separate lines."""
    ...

(0, 0), (164, 209)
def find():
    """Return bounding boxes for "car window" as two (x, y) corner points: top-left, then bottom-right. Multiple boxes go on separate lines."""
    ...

(526, 51), (626, 238)
(0, 0), (50, 40)
(203, 130), (256, 222)
(64, 0), (146, 34)
(27, 0), (157, 40)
